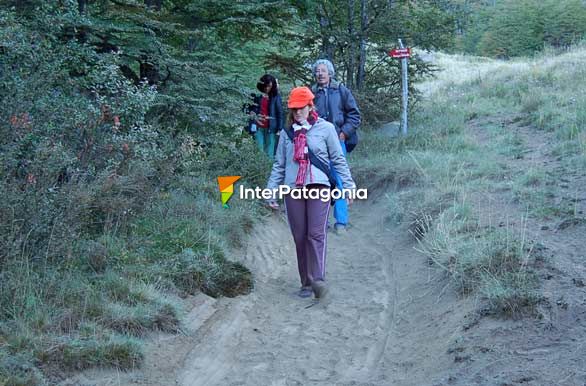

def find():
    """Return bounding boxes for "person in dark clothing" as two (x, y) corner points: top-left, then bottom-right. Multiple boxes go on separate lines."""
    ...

(252, 74), (284, 159)
(311, 59), (361, 233)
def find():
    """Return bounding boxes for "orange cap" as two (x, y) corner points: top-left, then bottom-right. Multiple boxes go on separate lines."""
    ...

(287, 86), (315, 108)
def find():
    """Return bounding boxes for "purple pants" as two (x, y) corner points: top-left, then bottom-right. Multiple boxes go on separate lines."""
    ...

(284, 185), (331, 287)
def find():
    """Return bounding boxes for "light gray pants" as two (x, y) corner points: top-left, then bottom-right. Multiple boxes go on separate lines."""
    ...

(284, 185), (331, 287)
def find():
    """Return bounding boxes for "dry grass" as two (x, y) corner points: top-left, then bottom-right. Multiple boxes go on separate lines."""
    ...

(416, 50), (532, 97)
(366, 44), (586, 316)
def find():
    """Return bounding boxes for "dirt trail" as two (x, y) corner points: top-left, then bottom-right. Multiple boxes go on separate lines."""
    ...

(58, 139), (586, 386)
(176, 199), (470, 386)
(62, 196), (473, 386)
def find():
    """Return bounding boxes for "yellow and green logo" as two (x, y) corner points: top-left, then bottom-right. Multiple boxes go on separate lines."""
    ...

(217, 176), (241, 208)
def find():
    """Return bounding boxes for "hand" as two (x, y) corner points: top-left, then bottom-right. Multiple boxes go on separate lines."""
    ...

(266, 200), (279, 210)
(339, 132), (347, 141)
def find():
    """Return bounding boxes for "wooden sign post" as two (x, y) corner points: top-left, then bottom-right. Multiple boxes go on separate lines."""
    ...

(388, 39), (410, 135)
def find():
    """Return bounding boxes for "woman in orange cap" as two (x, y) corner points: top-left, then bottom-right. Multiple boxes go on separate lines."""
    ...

(266, 86), (356, 300)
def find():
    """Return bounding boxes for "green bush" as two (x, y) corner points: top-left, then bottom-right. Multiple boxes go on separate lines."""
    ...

(463, 0), (586, 58)
(0, 5), (262, 381)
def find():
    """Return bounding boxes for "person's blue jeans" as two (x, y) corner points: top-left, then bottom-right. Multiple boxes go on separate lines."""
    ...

(330, 140), (348, 226)
(255, 127), (275, 160)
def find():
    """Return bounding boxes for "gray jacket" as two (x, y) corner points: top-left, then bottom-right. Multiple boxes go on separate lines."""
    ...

(267, 118), (356, 191)
(311, 80), (361, 151)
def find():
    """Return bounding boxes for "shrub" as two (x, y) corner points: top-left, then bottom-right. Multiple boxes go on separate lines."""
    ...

(463, 0), (586, 58)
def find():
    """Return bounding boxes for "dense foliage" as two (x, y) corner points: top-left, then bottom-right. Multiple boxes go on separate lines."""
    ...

(0, 0), (461, 383)
(455, 0), (586, 57)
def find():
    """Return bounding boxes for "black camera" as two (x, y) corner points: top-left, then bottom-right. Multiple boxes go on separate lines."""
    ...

(242, 93), (261, 135)
(242, 93), (261, 115)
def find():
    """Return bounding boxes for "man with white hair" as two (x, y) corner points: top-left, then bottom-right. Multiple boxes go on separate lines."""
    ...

(311, 59), (361, 233)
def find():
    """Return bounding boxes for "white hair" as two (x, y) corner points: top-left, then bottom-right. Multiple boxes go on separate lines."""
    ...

(311, 59), (335, 77)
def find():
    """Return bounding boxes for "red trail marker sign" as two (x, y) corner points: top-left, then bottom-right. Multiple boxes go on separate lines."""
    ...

(388, 47), (411, 58)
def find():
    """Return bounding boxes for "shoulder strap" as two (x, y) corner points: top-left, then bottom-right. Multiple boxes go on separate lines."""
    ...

(339, 83), (348, 107)
(284, 128), (337, 188)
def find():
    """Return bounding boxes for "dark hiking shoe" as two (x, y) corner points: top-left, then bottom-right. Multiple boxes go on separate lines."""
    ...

(311, 280), (329, 299)
(298, 286), (312, 298)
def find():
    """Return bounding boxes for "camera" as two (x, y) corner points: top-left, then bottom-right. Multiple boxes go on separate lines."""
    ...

(243, 93), (261, 135)
(242, 93), (261, 115)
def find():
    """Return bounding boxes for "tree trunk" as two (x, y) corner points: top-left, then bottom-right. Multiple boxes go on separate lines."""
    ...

(346, 0), (356, 88)
(320, 16), (335, 60)
(78, 0), (87, 14)
(356, 0), (368, 90)
(318, 5), (335, 61)
(187, 37), (197, 52)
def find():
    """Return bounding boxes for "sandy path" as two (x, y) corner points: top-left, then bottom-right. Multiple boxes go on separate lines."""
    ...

(176, 199), (470, 386)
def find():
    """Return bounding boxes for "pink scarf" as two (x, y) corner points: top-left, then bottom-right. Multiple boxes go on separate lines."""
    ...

(293, 111), (319, 186)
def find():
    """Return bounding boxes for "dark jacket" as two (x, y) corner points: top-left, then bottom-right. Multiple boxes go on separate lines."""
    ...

(268, 94), (284, 134)
(311, 80), (361, 152)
